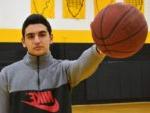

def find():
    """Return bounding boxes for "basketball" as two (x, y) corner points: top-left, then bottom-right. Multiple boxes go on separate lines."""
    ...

(91, 3), (148, 58)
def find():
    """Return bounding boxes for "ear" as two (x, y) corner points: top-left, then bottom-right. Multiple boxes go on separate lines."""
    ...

(21, 37), (26, 48)
(49, 34), (53, 45)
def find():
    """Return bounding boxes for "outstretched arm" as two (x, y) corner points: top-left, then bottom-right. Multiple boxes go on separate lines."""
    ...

(65, 45), (105, 87)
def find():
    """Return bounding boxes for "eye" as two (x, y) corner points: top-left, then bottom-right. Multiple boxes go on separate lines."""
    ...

(38, 31), (48, 38)
(39, 32), (47, 37)
(26, 34), (35, 40)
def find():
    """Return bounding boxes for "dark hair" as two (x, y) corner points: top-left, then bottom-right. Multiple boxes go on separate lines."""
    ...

(22, 14), (52, 38)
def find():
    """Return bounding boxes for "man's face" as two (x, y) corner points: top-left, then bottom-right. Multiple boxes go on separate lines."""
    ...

(22, 24), (52, 56)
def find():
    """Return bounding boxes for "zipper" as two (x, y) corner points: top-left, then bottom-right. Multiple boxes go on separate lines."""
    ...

(37, 56), (40, 89)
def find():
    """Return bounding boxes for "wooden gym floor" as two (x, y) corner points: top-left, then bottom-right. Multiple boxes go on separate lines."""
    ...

(72, 102), (150, 113)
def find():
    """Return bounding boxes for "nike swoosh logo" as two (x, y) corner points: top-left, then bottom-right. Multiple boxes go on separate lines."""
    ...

(22, 98), (59, 112)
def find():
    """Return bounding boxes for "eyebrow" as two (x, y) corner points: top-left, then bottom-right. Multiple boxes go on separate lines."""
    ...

(25, 30), (47, 37)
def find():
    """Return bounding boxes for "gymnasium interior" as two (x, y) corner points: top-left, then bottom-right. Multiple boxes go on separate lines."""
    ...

(0, 0), (150, 113)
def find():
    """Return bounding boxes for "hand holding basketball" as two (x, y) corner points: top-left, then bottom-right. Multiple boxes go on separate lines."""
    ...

(91, 3), (148, 58)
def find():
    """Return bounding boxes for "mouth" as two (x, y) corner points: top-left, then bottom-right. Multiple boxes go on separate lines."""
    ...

(34, 46), (43, 50)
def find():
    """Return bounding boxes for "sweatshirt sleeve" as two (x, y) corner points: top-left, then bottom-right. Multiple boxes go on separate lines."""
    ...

(66, 45), (105, 87)
(0, 69), (9, 113)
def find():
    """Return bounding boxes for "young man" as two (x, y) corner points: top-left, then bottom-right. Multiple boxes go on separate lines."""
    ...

(0, 14), (105, 113)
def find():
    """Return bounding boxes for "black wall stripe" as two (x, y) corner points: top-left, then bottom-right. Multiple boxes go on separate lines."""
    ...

(0, 43), (150, 104)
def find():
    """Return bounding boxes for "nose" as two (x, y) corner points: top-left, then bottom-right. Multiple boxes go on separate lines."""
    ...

(34, 35), (40, 44)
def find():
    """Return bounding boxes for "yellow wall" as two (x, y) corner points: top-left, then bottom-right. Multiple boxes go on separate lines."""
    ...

(0, 29), (91, 43)
(0, 29), (149, 43)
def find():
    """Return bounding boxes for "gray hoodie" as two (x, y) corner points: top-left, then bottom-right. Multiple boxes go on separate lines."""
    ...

(0, 45), (105, 113)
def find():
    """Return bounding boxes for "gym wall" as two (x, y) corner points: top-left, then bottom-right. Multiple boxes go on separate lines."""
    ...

(0, 0), (150, 104)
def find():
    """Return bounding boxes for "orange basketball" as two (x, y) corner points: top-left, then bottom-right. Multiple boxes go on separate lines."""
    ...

(91, 3), (148, 58)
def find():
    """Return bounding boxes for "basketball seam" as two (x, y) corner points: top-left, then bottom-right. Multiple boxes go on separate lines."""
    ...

(91, 6), (109, 54)
(100, 23), (147, 46)
(100, 5), (147, 47)
(99, 5), (112, 54)
(99, 4), (134, 54)
(101, 6), (134, 40)
(92, 3), (147, 57)
(102, 23), (147, 55)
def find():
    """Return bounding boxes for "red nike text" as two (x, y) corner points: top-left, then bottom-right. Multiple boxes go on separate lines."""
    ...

(22, 91), (60, 112)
